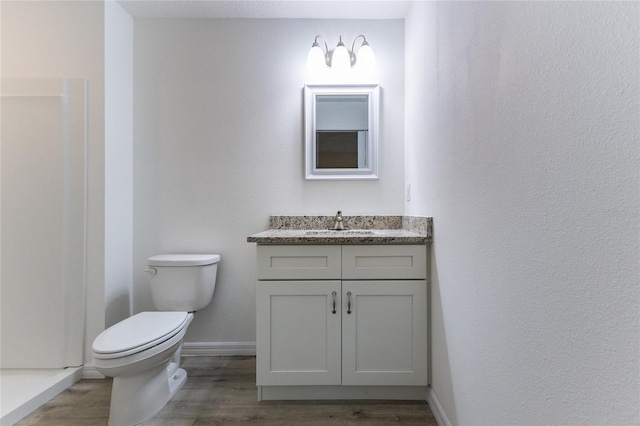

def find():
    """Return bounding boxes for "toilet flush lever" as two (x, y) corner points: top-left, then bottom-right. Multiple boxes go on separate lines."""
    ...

(144, 268), (157, 275)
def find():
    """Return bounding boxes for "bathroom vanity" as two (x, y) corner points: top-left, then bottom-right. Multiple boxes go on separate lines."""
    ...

(247, 215), (432, 401)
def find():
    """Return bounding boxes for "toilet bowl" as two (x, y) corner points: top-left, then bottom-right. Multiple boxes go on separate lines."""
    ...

(92, 254), (219, 426)
(93, 312), (193, 425)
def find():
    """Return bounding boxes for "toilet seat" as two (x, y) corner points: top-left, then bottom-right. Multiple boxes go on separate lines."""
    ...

(93, 312), (190, 359)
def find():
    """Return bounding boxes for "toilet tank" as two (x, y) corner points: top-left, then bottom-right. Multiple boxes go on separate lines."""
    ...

(146, 254), (220, 311)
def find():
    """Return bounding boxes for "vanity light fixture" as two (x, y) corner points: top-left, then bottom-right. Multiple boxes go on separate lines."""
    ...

(306, 35), (376, 82)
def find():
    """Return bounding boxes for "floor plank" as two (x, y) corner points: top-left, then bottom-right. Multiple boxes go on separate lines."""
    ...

(16, 356), (438, 425)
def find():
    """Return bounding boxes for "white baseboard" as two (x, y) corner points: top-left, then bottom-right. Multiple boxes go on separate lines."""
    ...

(181, 341), (256, 357)
(81, 364), (105, 380)
(427, 386), (451, 426)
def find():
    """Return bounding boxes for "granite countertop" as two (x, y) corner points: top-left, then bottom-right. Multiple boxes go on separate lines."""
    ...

(247, 215), (432, 245)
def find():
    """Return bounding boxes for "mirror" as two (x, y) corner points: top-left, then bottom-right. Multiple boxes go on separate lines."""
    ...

(305, 84), (379, 180)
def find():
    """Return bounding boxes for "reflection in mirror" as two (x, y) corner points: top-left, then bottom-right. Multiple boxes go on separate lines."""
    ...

(316, 95), (368, 169)
(305, 85), (379, 180)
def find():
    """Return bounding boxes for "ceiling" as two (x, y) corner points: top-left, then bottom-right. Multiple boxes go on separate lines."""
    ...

(116, 0), (411, 19)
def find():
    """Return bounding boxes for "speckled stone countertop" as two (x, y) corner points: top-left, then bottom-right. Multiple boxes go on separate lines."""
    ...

(247, 216), (432, 245)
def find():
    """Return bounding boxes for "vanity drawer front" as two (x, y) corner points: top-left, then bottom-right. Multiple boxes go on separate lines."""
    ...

(257, 245), (342, 280)
(342, 245), (426, 280)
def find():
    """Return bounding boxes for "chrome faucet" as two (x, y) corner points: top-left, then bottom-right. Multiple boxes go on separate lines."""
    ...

(333, 210), (345, 230)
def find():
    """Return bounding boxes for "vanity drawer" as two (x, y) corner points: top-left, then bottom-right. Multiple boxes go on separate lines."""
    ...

(342, 245), (426, 280)
(257, 245), (342, 280)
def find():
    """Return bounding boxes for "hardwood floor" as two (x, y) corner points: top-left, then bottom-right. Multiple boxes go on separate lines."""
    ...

(17, 356), (438, 425)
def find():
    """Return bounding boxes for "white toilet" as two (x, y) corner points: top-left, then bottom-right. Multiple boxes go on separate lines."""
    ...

(92, 254), (220, 426)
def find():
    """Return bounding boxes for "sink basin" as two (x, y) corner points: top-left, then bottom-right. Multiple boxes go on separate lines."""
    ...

(304, 230), (375, 236)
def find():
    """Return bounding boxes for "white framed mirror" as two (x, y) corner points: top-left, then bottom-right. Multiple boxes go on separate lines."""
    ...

(304, 84), (379, 180)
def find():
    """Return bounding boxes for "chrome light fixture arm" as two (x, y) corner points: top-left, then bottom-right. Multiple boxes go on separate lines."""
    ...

(311, 35), (330, 67)
(350, 35), (369, 66)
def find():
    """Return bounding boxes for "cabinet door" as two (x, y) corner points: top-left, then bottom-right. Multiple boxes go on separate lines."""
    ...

(256, 280), (341, 386)
(342, 280), (427, 386)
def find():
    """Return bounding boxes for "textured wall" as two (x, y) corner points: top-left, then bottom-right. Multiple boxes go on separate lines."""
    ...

(133, 19), (405, 343)
(405, 1), (639, 424)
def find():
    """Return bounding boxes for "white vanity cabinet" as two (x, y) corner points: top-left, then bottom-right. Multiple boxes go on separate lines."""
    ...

(256, 244), (428, 400)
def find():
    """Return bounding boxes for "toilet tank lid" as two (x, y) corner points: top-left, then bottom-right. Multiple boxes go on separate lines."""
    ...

(148, 254), (220, 267)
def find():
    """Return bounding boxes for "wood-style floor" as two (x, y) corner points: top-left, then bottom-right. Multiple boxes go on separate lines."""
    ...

(16, 356), (438, 425)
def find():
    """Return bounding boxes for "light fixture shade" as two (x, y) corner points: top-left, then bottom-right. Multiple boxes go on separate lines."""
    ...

(331, 43), (351, 73)
(307, 44), (327, 74)
(356, 43), (376, 72)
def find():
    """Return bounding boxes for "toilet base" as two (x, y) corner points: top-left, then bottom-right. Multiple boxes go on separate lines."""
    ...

(108, 363), (188, 426)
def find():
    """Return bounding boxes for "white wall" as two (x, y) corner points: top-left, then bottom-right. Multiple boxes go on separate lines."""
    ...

(104, 1), (134, 328)
(1, 0), (106, 364)
(405, 1), (639, 425)
(133, 19), (404, 343)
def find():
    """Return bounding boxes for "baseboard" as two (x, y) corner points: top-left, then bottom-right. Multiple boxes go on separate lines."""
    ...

(426, 386), (451, 426)
(181, 341), (256, 357)
(81, 364), (105, 380)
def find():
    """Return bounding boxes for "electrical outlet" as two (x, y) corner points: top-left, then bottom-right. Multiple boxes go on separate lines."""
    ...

(406, 183), (411, 202)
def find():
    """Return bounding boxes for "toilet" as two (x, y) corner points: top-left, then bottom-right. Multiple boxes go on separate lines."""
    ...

(92, 254), (220, 426)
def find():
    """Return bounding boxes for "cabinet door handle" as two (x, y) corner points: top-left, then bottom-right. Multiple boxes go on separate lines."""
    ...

(331, 291), (337, 314)
(347, 291), (352, 314)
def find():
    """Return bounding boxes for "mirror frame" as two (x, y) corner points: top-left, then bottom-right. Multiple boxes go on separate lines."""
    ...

(304, 84), (380, 180)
